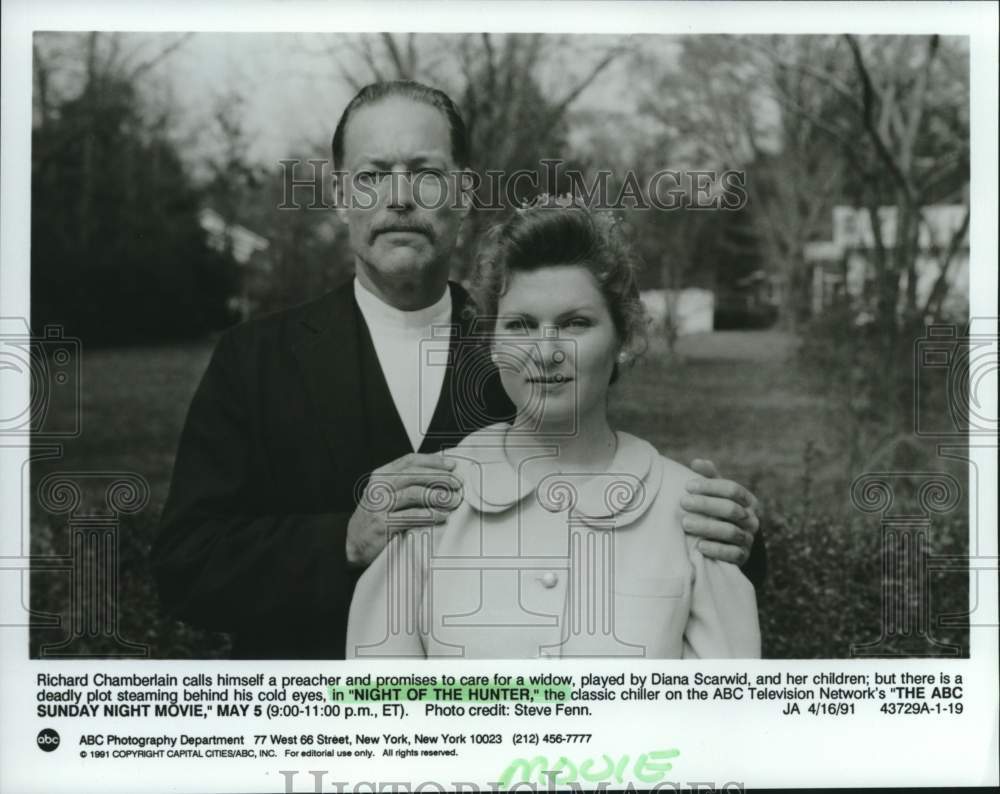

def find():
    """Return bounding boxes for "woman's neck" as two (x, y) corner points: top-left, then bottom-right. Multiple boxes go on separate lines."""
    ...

(508, 411), (618, 477)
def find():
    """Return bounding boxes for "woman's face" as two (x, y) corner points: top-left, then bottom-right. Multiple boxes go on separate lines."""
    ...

(494, 265), (619, 430)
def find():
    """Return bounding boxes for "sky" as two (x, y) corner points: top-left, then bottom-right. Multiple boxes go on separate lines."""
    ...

(33, 31), (654, 169)
(158, 33), (358, 164)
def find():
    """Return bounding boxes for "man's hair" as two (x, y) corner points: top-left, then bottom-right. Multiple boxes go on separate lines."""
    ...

(331, 80), (470, 170)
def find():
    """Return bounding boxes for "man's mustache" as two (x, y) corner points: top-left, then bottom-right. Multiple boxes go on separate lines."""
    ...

(369, 222), (435, 244)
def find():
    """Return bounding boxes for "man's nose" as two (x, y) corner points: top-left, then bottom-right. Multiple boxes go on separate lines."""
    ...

(385, 171), (416, 210)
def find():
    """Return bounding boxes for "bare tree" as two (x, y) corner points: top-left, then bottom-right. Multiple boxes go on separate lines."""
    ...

(841, 35), (969, 323)
(327, 32), (625, 170)
(637, 35), (845, 329)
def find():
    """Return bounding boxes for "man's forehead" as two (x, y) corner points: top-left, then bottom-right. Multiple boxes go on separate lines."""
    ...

(341, 97), (454, 166)
(348, 149), (448, 166)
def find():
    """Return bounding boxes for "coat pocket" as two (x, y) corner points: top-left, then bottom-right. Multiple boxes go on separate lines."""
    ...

(611, 576), (688, 657)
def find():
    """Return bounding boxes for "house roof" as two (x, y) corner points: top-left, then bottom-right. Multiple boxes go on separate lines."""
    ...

(804, 204), (969, 261)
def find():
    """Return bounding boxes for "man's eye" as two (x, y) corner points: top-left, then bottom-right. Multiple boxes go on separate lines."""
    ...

(354, 171), (387, 186)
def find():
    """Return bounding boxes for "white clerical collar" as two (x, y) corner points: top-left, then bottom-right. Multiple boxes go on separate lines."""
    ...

(353, 277), (452, 331)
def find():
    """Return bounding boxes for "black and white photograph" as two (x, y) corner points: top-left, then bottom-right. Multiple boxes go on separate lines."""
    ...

(20, 27), (977, 660)
(1, 2), (997, 792)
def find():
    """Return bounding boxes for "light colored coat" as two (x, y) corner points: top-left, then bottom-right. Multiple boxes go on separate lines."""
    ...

(347, 424), (761, 659)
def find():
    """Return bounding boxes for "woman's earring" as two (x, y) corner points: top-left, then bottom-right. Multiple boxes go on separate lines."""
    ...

(616, 350), (629, 364)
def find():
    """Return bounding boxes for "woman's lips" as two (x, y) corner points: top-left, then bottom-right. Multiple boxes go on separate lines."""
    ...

(527, 375), (573, 386)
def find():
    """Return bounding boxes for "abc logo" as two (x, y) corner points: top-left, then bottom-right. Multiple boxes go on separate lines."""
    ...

(37, 728), (60, 752)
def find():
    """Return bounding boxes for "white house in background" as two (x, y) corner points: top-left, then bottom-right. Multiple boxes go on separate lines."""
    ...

(805, 204), (969, 318)
(199, 208), (271, 320)
(640, 288), (715, 336)
(199, 207), (270, 265)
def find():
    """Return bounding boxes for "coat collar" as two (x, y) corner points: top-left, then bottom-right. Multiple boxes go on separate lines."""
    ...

(292, 279), (476, 336)
(447, 424), (664, 528)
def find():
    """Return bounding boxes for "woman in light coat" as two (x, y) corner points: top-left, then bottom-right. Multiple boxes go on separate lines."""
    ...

(347, 197), (760, 659)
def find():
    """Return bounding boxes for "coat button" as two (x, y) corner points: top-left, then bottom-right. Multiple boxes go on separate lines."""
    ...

(540, 572), (559, 588)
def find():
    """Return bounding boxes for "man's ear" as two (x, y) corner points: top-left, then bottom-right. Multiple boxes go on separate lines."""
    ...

(332, 170), (349, 224)
(455, 168), (477, 218)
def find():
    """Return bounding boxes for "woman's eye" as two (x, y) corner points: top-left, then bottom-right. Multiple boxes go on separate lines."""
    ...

(564, 317), (591, 329)
(500, 319), (530, 333)
(510, 322), (538, 335)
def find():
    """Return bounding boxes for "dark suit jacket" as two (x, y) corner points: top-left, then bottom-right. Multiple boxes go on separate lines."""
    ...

(153, 279), (765, 658)
(152, 280), (513, 658)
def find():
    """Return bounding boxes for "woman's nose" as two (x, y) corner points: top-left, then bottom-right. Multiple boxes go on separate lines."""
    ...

(534, 332), (568, 367)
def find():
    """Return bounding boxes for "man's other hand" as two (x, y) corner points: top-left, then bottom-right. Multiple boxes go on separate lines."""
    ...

(680, 458), (760, 566)
(346, 452), (463, 567)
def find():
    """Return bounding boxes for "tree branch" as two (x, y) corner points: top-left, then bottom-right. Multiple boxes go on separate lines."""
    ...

(747, 37), (863, 114)
(920, 204), (969, 319)
(127, 33), (194, 81)
(844, 34), (914, 201)
(543, 44), (624, 130)
(380, 33), (409, 79)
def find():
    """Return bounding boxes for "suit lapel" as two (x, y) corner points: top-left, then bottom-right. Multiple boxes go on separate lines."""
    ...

(290, 283), (366, 480)
(419, 282), (494, 452)
(418, 283), (459, 452)
(292, 280), (508, 466)
(357, 309), (414, 460)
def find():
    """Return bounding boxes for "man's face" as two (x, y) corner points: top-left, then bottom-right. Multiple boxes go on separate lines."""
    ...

(336, 97), (468, 302)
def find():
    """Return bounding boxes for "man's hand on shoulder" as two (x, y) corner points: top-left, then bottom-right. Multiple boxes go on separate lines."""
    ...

(680, 459), (760, 566)
(346, 452), (463, 568)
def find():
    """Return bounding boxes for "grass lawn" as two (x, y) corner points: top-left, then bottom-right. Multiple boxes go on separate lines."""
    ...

(611, 330), (827, 506)
(28, 329), (968, 658)
(38, 340), (217, 509)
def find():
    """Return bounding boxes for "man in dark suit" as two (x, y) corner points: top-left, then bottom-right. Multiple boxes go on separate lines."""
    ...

(152, 80), (763, 659)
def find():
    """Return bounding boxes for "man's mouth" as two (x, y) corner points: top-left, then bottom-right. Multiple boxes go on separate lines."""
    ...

(372, 226), (432, 242)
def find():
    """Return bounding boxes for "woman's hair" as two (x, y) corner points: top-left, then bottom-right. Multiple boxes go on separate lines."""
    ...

(473, 195), (648, 384)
